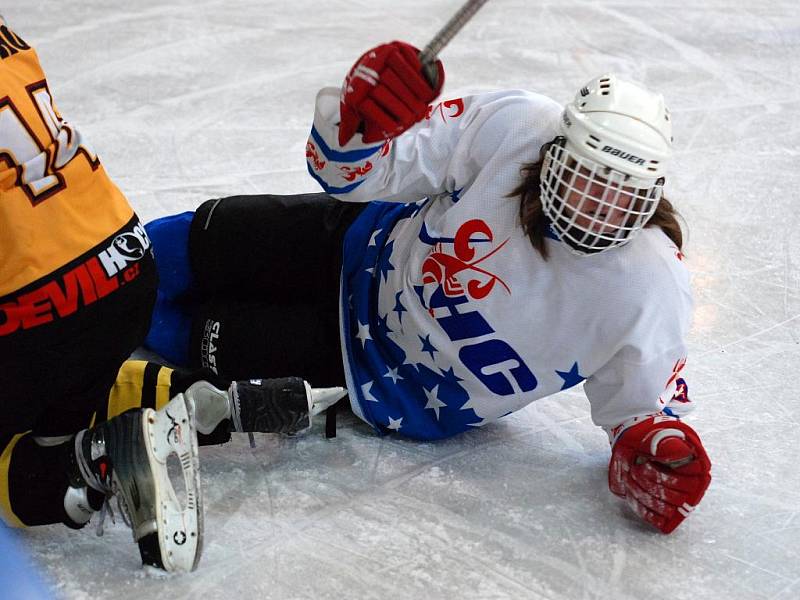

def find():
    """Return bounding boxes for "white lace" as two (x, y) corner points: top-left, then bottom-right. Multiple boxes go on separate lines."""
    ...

(94, 482), (133, 538)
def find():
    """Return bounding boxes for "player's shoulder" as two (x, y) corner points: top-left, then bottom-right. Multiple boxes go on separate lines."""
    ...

(0, 16), (37, 72)
(568, 227), (692, 338)
(556, 225), (690, 310)
(0, 15), (33, 53)
(633, 227), (689, 284)
(457, 89), (563, 156)
(613, 227), (692, 308)
(462, 89), (562, 123)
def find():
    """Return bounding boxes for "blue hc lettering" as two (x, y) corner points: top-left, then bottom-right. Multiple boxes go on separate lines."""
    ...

(430, 288), (537, 395)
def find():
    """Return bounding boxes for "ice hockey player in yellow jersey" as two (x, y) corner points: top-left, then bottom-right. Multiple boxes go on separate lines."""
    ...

(0, 16), (204, 572)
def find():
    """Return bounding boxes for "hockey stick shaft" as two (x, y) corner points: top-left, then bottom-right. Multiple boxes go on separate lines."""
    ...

(419, 0), (491, 84)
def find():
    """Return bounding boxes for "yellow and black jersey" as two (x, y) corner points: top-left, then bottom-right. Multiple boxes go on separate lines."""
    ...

(0, 17), (148, 336)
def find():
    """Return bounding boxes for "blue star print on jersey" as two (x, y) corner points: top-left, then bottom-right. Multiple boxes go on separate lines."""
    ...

(419, 334), (438, 361)
(341, 200), (543, 439)
(341, 201), (483, 440)
(556, 362), (586, 390)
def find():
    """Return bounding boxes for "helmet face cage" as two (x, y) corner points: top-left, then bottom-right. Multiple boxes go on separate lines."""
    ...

(540, 138), (664, 255)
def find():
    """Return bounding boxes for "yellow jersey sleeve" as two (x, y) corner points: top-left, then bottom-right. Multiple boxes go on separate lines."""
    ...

(0, 17), (134, 297)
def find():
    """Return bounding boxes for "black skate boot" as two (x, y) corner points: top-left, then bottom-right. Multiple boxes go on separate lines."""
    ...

(72, 394), (203, 572)
(186, 377), (346, 436)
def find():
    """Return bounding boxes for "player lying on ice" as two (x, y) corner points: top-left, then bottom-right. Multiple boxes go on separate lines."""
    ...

(144, 41), (712, 535)
(0, 16), (342, 574)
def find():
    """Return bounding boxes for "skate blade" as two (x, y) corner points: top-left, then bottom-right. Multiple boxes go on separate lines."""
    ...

(142, 393), (204, 572)
(306, 384), (348, 416)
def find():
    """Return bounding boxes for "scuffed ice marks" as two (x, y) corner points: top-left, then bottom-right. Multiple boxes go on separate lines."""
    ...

(5, 0), (800, 598)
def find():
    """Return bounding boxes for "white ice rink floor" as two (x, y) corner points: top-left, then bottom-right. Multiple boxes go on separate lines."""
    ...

(4, 1), (800, 598)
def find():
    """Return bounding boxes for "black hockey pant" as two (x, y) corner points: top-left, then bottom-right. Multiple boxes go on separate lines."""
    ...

(184, 193), (365, 386)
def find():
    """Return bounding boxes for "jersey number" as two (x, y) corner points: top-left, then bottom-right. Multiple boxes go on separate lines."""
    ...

(0, 80), (97, 205)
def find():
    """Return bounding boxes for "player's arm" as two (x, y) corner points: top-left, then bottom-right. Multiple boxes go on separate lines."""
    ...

(308, 91), (559, 207)
(306, 40), (450, 202)
(585, 347), (712, 533)
(306, 42), (556, 204)
(305, 41), (440, 200)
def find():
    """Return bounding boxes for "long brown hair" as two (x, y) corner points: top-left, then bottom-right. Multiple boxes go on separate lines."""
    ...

(511, 143), (684, 259)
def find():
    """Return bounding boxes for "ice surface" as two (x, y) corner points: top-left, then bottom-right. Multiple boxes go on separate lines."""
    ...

(4, 0), (800, 598)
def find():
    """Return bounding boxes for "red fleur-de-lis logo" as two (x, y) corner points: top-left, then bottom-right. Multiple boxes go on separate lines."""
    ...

(421, 219), (510, 301)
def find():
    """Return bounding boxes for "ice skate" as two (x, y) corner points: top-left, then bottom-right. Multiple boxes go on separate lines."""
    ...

(75, 394), (203, 572)
(186, 377), (347, 436)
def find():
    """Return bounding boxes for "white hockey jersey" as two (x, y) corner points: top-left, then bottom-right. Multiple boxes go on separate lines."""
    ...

(306, 87), (694, 441)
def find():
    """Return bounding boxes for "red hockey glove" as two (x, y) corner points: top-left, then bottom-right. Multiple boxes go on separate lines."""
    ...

(338, 41), (445, 145)
(609, 416), (711, 534)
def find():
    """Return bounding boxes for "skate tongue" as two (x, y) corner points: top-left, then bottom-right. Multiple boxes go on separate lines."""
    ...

(309, 387), (347, 415)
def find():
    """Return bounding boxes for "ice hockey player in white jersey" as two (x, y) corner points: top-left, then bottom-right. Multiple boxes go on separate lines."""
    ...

(306, 41), (712, 534)
(144, 41), (712, 535)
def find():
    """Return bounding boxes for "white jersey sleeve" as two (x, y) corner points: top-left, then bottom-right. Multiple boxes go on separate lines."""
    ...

(583, 230), (695, 441)
(306, 87), (560, 204)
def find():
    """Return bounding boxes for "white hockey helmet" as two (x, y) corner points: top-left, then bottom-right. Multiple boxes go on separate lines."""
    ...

(540, 74), (673, 255)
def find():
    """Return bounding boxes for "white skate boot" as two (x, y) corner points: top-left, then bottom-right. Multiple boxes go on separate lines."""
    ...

(74, 394), (203, 572)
